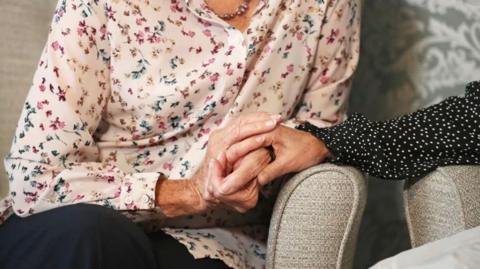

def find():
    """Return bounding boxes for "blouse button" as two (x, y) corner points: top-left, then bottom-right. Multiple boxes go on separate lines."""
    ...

(142, 194), (151, 204)
(125, 196), (133, 204)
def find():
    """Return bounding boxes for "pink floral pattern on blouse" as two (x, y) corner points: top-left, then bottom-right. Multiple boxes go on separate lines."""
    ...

(1, 0), (360, 268)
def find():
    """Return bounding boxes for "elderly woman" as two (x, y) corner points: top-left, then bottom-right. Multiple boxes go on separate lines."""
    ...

(0, 0), (360, 268)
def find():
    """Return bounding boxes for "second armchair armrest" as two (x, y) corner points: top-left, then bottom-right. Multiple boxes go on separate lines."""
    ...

(404, 165), (480, 247)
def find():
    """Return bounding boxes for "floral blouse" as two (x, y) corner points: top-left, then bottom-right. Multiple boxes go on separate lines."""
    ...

(0, 0), (360, 268)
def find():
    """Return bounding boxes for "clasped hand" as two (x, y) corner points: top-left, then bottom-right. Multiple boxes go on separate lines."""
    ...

(192, 112), (330, 213)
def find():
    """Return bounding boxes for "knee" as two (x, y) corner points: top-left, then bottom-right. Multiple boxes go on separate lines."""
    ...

(2, 204), (156, 269)
(41, 204), (134, 242)
(52, 204), (118, 229)
(45, 204), (156, 265)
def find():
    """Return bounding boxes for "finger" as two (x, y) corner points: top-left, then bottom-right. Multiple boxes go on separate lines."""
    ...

(205, 154), (227, 200)
(215, 150), (228, 168)
(217, 150), (233, 174)
(223, 115), (282, 146)
(257, 159), (287, 186)
(220, 178), (256, 203)
(232, 112), (276, 126)
(206, 166), (215, 201)
(233, 180), (259, 213)
(210, 156), (230, 197)
(219, 180), (258, 213)
(203, 159), (215, 201)
(213, 148), (270, 198)
(226, 133), (274, 165)
(232, 156), (244, 171)
(218, 154), (266, 195)
(206, 183), (214, 200)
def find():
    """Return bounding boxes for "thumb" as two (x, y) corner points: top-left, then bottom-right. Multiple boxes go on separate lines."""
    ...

(257, 159), (285, 186)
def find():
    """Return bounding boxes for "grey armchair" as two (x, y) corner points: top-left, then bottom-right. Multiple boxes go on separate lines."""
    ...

(0, 1), (368, 269)
(404, 165), (480, 247)
(267, 164), (367, 269)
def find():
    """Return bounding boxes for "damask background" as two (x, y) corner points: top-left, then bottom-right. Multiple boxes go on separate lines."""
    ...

(351, 0), (480, 267)
(0, 0), (479, 268)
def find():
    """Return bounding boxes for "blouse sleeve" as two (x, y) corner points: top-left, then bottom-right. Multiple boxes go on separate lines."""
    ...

(284, 0), (361, 128)
(298, 81), (480, 180)
(4, 0), (160, 217)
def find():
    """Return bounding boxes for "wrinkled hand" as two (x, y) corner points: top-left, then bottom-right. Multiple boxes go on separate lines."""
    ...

(207, 148), (271, 213)
(191, 112), (282, 209)
(220, 125), (331, 194)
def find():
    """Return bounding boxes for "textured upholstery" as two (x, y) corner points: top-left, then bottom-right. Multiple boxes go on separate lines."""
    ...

(0, 1), (368, 268)
(404, 165), (480, 247)
(267, 164), (367, 269)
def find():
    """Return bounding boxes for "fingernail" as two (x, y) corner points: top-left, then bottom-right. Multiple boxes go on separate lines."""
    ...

(256, 136), (265, 142)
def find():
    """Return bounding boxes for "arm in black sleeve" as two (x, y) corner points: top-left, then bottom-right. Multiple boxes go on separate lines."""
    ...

(298, 81), (480, 180)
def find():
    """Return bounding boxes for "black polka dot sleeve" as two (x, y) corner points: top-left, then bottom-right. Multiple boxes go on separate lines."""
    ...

(297, 81), (480, 180)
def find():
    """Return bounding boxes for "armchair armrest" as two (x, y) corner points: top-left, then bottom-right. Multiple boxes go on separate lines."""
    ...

(404, 165), (480, 247)
(266, 164), (367, 269)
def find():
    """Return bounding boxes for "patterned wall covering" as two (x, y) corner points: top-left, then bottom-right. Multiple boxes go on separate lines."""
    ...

(351, 0), (480, 268)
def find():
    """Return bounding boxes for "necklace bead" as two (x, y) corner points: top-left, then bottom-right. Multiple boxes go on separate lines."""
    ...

(206, 0), (251, 20)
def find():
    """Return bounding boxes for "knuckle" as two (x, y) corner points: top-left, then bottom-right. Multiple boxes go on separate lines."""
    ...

(256, 134), (266, 144)
(257, 173), (269, 185)
(203, 191), (213, 201)
(213, 190), (222, 199)
(207, 184), (214, 194)
(214, 187), (228, 198)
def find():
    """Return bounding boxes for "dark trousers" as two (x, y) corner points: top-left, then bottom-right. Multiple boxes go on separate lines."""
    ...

(0, 204), (230, 269)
